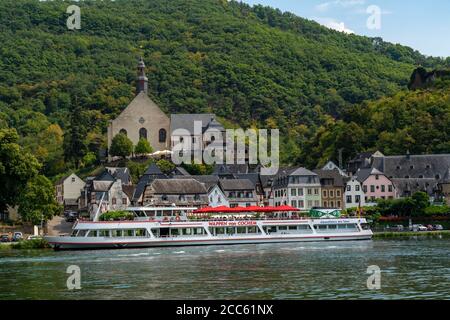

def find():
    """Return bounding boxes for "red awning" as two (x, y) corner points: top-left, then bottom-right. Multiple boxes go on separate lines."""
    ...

(274, 205), (300, 212)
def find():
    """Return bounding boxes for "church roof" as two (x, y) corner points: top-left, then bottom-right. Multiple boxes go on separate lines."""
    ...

(170, 114), (216, 134)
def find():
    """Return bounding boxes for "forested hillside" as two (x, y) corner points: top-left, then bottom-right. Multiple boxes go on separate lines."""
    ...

(0, 0), (449, 177)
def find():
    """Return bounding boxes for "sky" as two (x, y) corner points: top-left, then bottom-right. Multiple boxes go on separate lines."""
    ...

(241, 0), (450, 58)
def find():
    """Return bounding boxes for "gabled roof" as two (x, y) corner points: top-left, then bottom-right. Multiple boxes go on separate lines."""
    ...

(122, 185), (136, 199)
(149, 179), (207, 194)
(144, 163), (163, 175)
(106, 167), (132, 185)
(235, 173), (261, 188)
(95, 170), (115, 182)
(170, 114), (216, 134)
(355, 168), (384, 183)
(289, 167), (317, 176)
(219, 179), (255, 191)
(313, 169), (347, 187)
(179, 175), (219, 191)
(93, 180), (114, 192)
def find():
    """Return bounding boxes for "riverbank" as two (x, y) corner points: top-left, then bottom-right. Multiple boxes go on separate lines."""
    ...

(373, 230), (450, 238)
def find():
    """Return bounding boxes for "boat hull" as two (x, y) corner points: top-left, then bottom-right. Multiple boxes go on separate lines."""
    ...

(45, 232), (373, 250)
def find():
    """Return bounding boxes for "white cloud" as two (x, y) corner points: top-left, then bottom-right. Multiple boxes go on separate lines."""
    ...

(315, 0), (366, 12)
(315, 18), (354, 34)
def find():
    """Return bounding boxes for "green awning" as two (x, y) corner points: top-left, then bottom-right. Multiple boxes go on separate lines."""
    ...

(308, 209), (341, 218)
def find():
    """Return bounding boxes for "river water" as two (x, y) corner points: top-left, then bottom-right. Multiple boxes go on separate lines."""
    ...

(0, 238), (449, 300)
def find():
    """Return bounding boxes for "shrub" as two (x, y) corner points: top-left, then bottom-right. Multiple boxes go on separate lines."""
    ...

(99, 210), (134, 221)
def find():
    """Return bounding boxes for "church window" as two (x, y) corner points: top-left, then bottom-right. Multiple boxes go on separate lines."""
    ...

(139, 128), (148, 140)
(159, 129), (167, 143)
(119, 129), (127, 136)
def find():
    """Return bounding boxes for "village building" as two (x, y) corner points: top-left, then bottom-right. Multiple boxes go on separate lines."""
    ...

(105, 167), (132, 186)
(344, 176), (366, 209)
(272, 168), (321, 211)
(354, 168), (396, 204)
(142, 179), (208, 207)
(219, 179), (258, 207)
(80, 170), (133, 219)
(313, 169), (346, 209)
(179, 175), (229, 208)
(55, 173), (85, 211)
(321, 160), (348, 177)
(132, 163), (168, 205)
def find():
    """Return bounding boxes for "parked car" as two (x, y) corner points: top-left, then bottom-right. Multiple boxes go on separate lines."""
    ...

(390, 225), (404, 232)
(411, 224), (428, 232)
(426, 225), (434, 231)
(434, 224), (444, 231)
(12, 232), (23, 242)
(1, 234), (10, 242)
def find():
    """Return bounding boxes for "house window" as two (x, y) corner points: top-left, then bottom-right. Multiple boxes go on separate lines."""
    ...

(346, 196), (352, 203)
(71, 177), (76, 183)
(307, 189), (312, 195)
(291, 189), (297, 196)
(159, 129), (167, 143)
(122, 198), (127, 205)
(291, 200), (297, 207)
(337, 201), (341, 208)
(162, 195), (168, 201)
(375, 175), (379, 180)
(323, 190), (328, 198)
(388, 185), (393, 192)
(436, 175), (441, 180)
(298, 188), (303, 196)
(314, 200), (320, 207)
(330, 201), (334, 208)
(329, 190), (334, 198)
(139, 128), (148, 140)
(307, 200), (313, 208)
(336, 190), (341, 197)
(112, 198), (116, 205)
(410, 165), (414, 169)
(324, 201), (328, 207)
(370, 185), (375, 193)
(381, 185), (385, 192)
(363, 185), (367, 193)
(298, 200), (304, 208)
(119, 129), (127, 136)
(355, 195), (361, 204)
(355, 185), (360, 192)
(314, 189), (319, 195)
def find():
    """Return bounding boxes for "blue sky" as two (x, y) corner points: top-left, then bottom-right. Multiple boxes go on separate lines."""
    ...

(241, 0), (450, 58)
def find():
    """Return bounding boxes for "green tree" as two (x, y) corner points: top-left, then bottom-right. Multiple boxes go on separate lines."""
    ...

(64, 103), (88, 168)
(156, 159), (176, 175)
(109, 133), (133, 159)
(0, 128), (41, 214)
(18, 175), (61, 225)
(134, 138), (153, 155)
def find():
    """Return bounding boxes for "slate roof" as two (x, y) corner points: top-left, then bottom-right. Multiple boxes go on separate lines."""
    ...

(373, 154), (450, 180)
(132, 163), (168, 202)
(219, 179), (255, 191)
(122, 185), (136, 200)
(172, 167), (190, 176)
(105, 167), (132, 185)
(179, 175), (219, 192)
(392, 178), (438, 197)
(93, 181), (113, 192)
(149, 179), (208, 194)
(170, 114), (216, 134)
(95, 170), (115, 182)
(313, 169), (347, 187)
(354, 168), (384, 183)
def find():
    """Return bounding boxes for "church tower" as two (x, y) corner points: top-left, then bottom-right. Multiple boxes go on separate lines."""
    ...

(136, 57), (148, 94)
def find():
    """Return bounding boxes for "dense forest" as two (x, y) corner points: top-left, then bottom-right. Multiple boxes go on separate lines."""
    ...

(0, 0), (449, 179)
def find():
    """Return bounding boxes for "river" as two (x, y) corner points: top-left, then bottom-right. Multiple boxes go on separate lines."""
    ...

(0, 238), (449, 299)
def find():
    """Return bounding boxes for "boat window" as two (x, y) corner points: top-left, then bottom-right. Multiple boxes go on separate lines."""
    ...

(99, 230), (110, 237)
(214, 227), (225, 235)
(236, 227), (246, 234)
(163, 211), (172, 217)
(288, 226), (297, 230)
(123, 230), (134, 237)
(327, 225), (337, 229)
(156, 210), (162, 217)
(135, 229), (147, 237)
(278, 226), (288, 231)
(298, 225), (311, 230)
(170, 228), (180, 236)
(338, 224), (347, 229)
(111, 230), (123, 237)
(318, 225), (327, 230)
(247, 226), (258, 233)
(88, 230), (98, 237)
(226, 227), (235, 235)
(77, 230), (88, 237)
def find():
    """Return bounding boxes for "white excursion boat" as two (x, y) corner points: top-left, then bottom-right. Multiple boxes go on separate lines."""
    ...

(45, 206), (373, 250)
